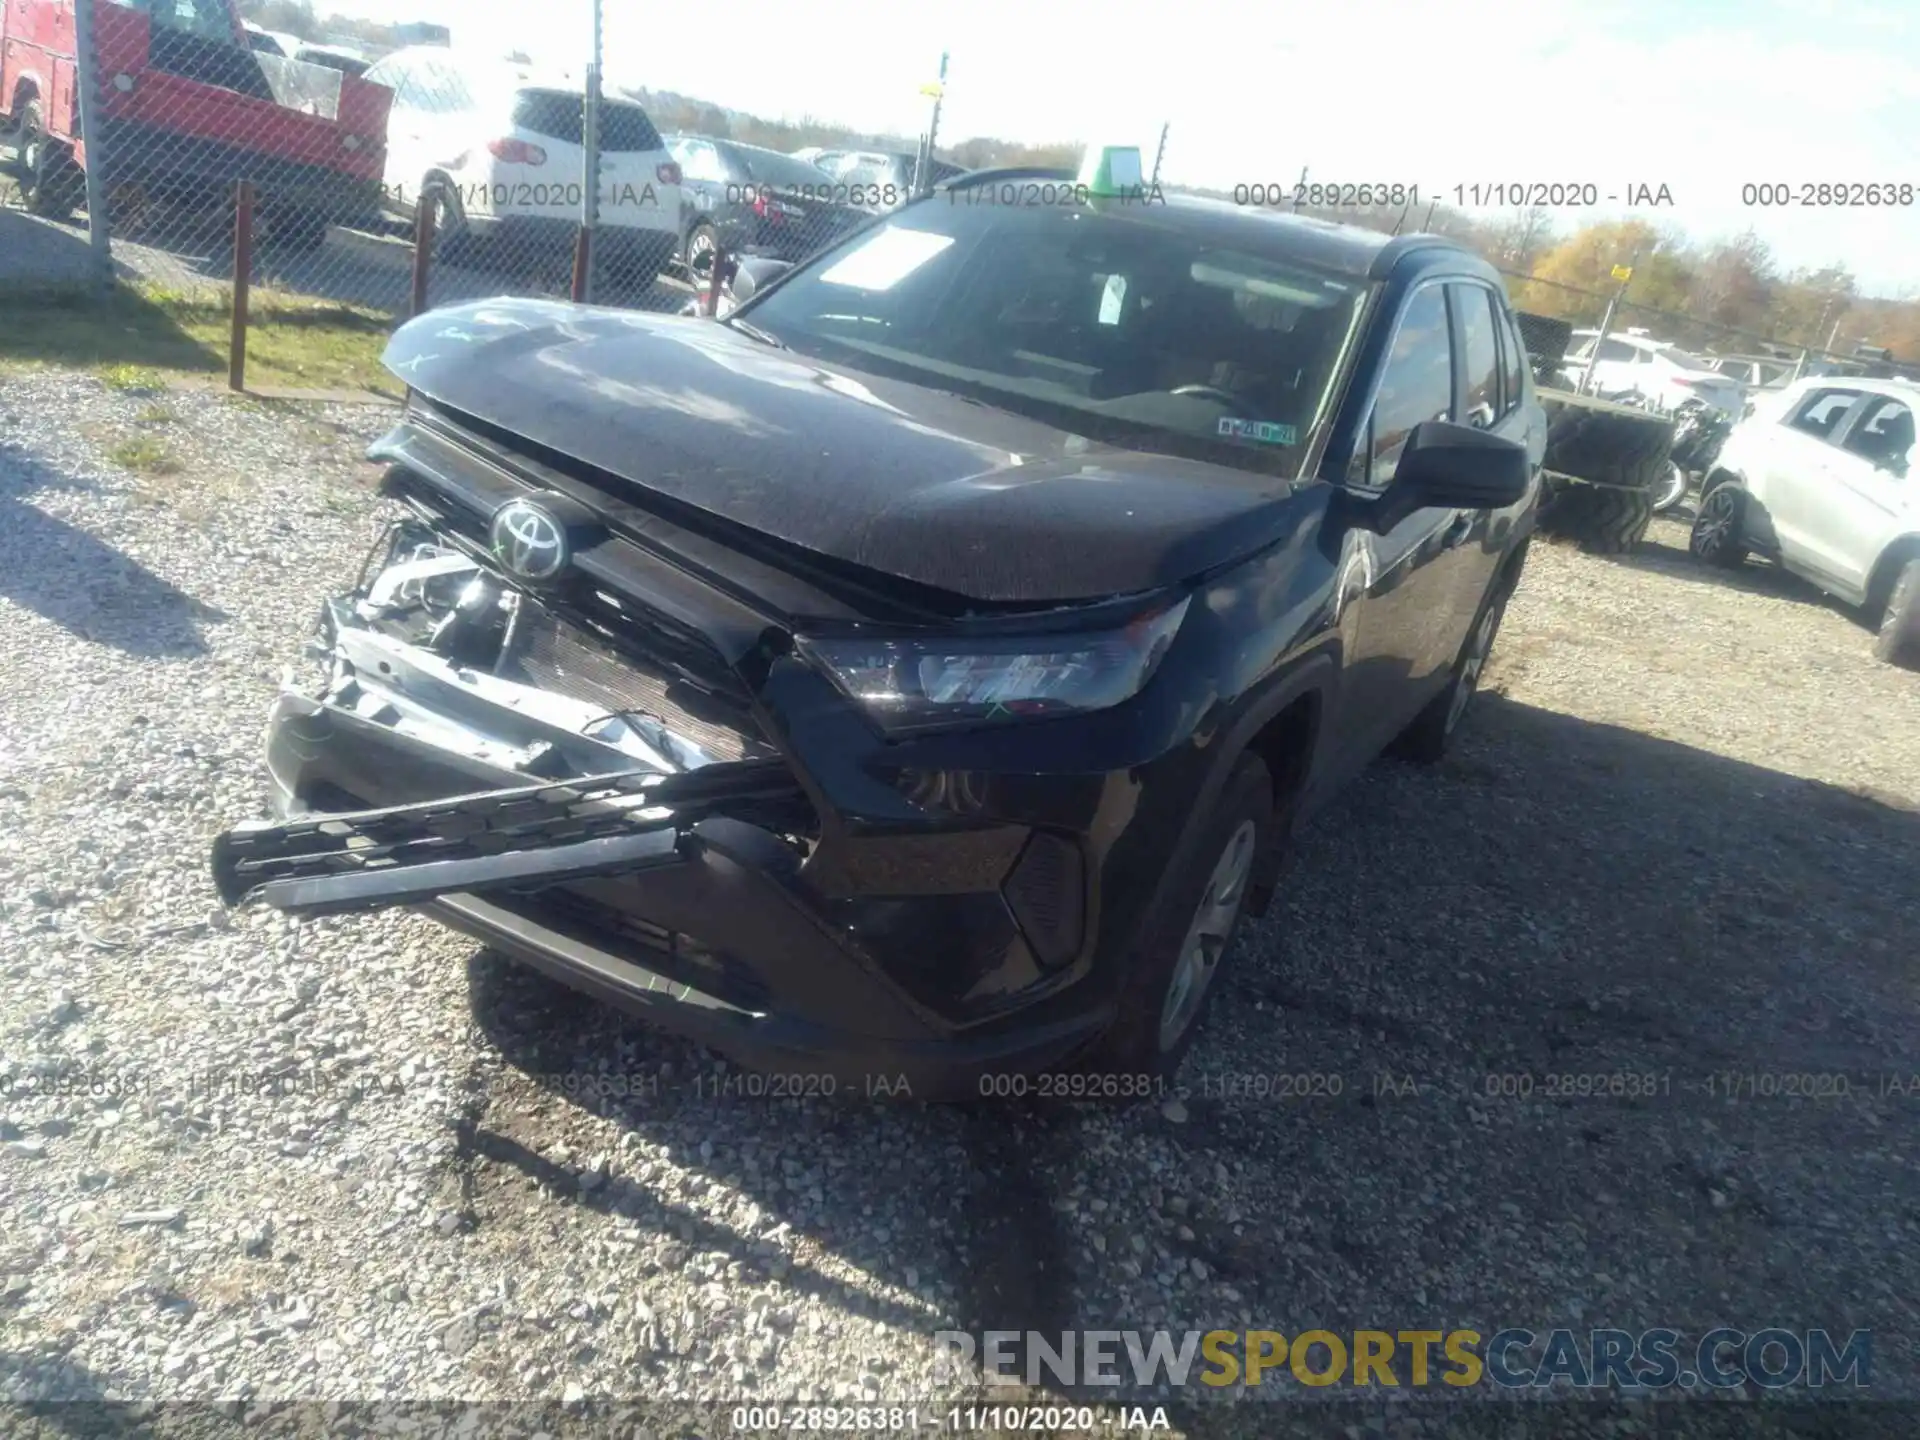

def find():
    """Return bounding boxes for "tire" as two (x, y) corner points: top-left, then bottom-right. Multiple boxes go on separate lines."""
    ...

(1689, 481), (1751, 570)
(1538, 479), (1654, 554)
(1651, 461), (1691, 514)
(1391, 557), (1521, 763)
(266, 207), (329, 254)
(422, 184), (478, 268)
(1873, 557), (1920, 670)
(1082, 754), (1274, 1079)
(682, 221), (717, 281)
(18, 100), (82, 221)
(1538, 391), (1676, 491)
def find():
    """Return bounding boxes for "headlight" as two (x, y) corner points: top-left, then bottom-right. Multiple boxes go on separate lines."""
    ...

(797, 598), (1189, 735)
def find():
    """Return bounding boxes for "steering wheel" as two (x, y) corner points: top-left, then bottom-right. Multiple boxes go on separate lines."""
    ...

(1168, 383), (1252, 413)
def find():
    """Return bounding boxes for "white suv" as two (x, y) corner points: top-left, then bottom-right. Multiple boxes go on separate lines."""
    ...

(362, 49), (683, 276)
(1562, 330), (1747, 419)
(1691, 376), (1920, 667)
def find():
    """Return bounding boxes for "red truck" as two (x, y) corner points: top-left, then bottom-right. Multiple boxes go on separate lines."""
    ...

(3, 0), (390, 246)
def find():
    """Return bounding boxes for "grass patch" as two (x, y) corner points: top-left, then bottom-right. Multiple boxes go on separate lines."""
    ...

(108, 435), (182, 475)
(101, 364), (168, 394)
(0, 280), (400, 396)
(134, 404), (176, 425)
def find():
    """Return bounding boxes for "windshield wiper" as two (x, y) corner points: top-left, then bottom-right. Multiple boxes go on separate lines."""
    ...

(727, 318), (787, 350)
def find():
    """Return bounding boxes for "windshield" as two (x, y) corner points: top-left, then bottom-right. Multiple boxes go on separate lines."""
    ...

(122, 0), (237, 42)
(735, 201), (1365, 477)
(734, 147), (835, 188)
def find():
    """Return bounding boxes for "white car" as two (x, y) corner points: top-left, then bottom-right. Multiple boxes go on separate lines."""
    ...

(1561, 330), (1747, 420)
(360, 48), (683, 276)
(1691, 376), (1920, 667)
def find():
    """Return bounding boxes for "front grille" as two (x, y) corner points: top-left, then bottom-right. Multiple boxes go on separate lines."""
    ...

(504, 602), (771, 764)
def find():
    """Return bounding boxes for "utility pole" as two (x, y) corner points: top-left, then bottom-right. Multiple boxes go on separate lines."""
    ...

(1578, 249), (1641, 397)
(915, 52), (948, 197)
(1290, 165), (1308, 212)
(1149, 123), (1168, 185)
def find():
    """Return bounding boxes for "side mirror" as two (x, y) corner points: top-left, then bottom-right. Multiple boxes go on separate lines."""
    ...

(1391, 420), (1531, 509)
(730, 256), (793, 304)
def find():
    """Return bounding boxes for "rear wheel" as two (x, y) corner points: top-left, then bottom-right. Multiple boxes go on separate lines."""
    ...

(1391, 548), (1524, 764)
(682, 221), (717, 281)
(19, 100), (82, 221)
(1689, 481), (1751, 569)
(1873, 558), (1920, 670)
(1083, 754), (1274, 1079)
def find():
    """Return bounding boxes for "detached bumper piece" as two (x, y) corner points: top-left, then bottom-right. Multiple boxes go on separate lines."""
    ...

(211, 760), (802, 919)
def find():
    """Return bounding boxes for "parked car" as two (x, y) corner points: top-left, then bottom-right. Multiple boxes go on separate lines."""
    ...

(1705, 353), (1795, 392)
(1561, 330), (1747, 419)
(1692, 376), (1920, 668)
(212, 163), (1543, 1093)
(360, 47), (682, 276)
(294, 43), (371, 79)
(241, 22), (301, 57)
(3, 0), (390, 244)
(792, 146), (964, 210)
(664, 133), (870, 276)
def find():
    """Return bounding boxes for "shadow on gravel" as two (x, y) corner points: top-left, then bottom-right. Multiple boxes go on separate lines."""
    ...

(0, 442), (227, 657)
(1613, 528), (1883, 637)
(434, 692), (1918, 1403)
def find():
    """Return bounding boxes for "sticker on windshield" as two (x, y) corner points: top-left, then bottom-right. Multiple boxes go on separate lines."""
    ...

(1217, 418), (1297, 445)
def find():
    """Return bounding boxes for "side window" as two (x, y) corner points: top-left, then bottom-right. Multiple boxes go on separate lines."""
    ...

(1788, 388), (1865, 442)
(1364, 285), (1454, 487)
(674, 139), (728, 184)
(1449, 284), (1501, 429)
(1839, 397), (1914, 475)
(1597, 338), (1638, 363)
(1497, 303), (1527, 415)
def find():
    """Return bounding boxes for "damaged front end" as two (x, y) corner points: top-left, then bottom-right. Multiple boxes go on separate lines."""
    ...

(214, 519), (815, 920)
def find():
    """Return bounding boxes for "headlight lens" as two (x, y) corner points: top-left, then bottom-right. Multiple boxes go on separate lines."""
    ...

(798, 598), (1189, 734)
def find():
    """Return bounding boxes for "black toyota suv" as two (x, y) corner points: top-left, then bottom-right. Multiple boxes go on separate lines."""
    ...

(212, 169), (1546, 1096)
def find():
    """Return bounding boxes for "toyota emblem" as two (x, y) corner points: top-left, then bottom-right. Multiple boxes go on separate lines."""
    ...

(488, 498), (569, 582)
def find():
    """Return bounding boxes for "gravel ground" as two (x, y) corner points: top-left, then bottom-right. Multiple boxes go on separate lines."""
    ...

(2, 368), (1917, 1433)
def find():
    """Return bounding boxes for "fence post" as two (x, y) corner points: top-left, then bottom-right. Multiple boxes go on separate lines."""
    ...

(72, 0), (114, 293)
(578, 0), (603, 304)
(704, 240), (730, 316)
(229, 180), (253, 393)
(410, 199), (435, 318)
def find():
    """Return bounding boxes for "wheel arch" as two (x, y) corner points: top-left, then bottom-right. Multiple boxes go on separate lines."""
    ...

(8, 74), (44, 128)
(1865, 534), (1920, 616)
(1702, 465), (1745, 496)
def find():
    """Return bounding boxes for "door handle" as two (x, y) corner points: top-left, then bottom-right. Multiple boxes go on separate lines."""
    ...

(1441, 511), (1476, 550)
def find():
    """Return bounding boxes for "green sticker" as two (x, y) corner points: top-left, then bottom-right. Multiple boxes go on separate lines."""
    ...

(1217, 418), (1297, 446)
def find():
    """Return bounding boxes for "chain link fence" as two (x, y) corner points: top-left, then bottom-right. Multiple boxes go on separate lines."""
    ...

(1, 4), (1905, 390)
(0, 0), (868, 340)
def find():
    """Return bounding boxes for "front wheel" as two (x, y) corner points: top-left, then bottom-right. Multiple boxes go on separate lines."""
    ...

(1390, 563), (1518, 764)
(19, 100), (82, 221)
(1689, 482), (1751, 569)
(1082, 754), (1274, 1079)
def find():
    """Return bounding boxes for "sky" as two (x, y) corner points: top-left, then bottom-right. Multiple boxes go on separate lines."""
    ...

(327, 0), (1919, 294)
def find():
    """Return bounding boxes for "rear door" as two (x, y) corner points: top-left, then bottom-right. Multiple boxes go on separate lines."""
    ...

(1778, 392), (1915, 598)
(1753, 385), (1867, 572)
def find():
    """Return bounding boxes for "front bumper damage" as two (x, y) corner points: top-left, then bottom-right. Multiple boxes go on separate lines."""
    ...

(212, 525), (1109, 1094)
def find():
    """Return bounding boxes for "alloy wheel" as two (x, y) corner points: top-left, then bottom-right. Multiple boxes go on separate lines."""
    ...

(1446, 601), (1500, 735)
(1692, 488), (1737, 556)
(1158, 819), (1258, 1052)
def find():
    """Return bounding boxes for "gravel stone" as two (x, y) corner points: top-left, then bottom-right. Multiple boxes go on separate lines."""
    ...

(1, 370), (1916, 1412)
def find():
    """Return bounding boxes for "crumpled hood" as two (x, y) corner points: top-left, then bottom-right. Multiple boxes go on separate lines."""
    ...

(383, 297), (1302, 605)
